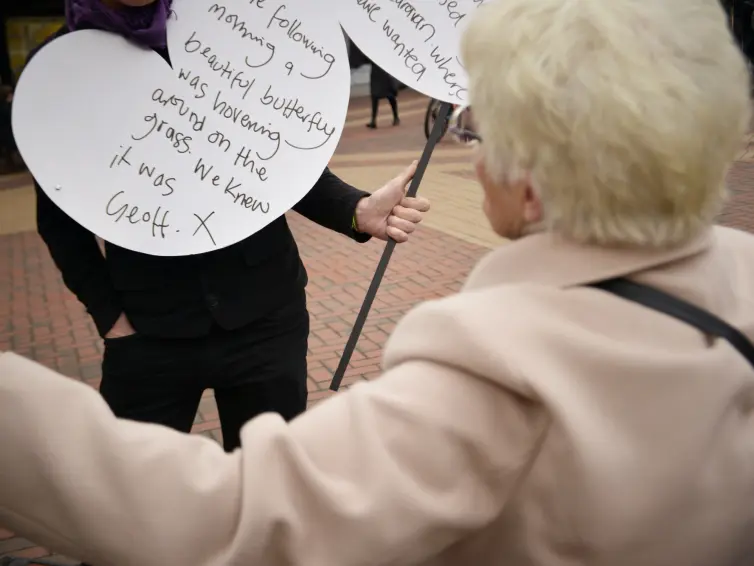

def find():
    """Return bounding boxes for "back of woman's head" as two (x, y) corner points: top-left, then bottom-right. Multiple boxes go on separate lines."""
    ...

(462, 0), (750, 247)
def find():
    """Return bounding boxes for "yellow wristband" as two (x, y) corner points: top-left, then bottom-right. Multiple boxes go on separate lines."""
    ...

(352, 214), (359, 232)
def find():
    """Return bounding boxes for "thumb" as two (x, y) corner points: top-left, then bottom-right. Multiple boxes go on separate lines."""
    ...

(396, 160), (418, 194)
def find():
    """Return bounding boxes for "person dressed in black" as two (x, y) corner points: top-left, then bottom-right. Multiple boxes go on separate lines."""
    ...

(347, 39), (401, 129)
(31, 0), (430, 453)
(367, 63), (401, 129)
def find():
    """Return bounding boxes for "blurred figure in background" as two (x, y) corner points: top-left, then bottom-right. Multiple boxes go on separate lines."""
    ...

(367, 61), (400, 129)
(347, 39), (401, 128)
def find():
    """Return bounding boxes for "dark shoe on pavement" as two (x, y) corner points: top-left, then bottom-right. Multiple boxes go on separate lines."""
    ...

(393, 118), (401, 126)
(366, 122), (377, 129)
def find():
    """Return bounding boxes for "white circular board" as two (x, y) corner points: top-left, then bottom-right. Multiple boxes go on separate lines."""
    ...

(12, 0), (350, 256)
(338, 0), (486, 104)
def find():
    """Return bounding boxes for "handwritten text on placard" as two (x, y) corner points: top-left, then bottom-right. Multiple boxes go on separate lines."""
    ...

(12, 0), (350, 256)
(339, 0), (486, 103)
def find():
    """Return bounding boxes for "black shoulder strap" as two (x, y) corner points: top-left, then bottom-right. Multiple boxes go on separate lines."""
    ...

(0, 558), (72, 566)
(589, 278), (754, 369)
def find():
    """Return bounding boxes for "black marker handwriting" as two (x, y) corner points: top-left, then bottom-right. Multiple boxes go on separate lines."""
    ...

(245, 51), (275, 69)
(389, 0), (436, 42)
(260, 85), (334, 150)
(194, 157), (224, 187)
(208, 3), (276, 68)
(177, 68), (208, 99)
(109, 145), (133, 169)
(382, 21), (426, 80)
(194, 158), (271, 210)
(131, 113), (193, 155)
(137, 162), (176, 197)
(356, 0), (381, 22)
(151, 87), (207, 132)
(184, 31), (257, 100)
(105, 191), (170, 239)
(381, 20), (467, 100)
(194, 155), (267, 188)
(267, 5), (335, 80)
(212, 90), (281, 161)
(192, 211), (216, 246)
(434, 0), (467, 27)
(428, 45), (467, 100)
(222, 177), (270, 212)
(208, 130), (233, 153)
(234, 146), (269, 182)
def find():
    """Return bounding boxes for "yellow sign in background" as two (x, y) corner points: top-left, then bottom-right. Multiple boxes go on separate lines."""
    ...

(6, 18), (64, 80)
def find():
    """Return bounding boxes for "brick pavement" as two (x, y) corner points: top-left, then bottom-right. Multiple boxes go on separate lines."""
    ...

(3, 89), (754, 561)
(0, 90), (489, 562)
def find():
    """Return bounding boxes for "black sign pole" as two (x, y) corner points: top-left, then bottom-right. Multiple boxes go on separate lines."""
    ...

(330, 101), (453, 391)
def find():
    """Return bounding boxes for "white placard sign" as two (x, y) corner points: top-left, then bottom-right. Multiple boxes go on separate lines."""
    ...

(338, 0), (486, 104)
(12, 0), (350, 256)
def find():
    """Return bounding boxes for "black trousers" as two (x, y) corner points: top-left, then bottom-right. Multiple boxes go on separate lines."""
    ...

(99, 292), (309, 452)
(370, 96), (399, 123)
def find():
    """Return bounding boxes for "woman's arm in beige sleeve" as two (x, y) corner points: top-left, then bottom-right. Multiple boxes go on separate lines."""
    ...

(0, 352), (546, 566)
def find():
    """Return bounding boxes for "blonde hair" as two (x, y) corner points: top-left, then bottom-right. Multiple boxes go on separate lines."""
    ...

(462, 0), (751, 247)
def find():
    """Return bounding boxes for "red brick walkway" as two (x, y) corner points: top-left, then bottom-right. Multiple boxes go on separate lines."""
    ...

(2, 89), (754, 561)
(0, 218), (486, 562)
(0, 91), (489, 562)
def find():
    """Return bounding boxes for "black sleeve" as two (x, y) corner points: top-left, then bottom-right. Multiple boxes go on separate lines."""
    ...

(35, 184), (122, 338)
(293, 167), (372, 243)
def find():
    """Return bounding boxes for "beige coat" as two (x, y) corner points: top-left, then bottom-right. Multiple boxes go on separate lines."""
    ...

(2, 225), (754, 566)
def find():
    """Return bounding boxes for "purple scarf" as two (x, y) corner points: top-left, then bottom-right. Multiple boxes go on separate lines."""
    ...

(65, 0), (173, 49)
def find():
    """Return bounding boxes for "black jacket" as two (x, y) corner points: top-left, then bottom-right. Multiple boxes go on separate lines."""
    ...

(30, 26), (371, 339)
